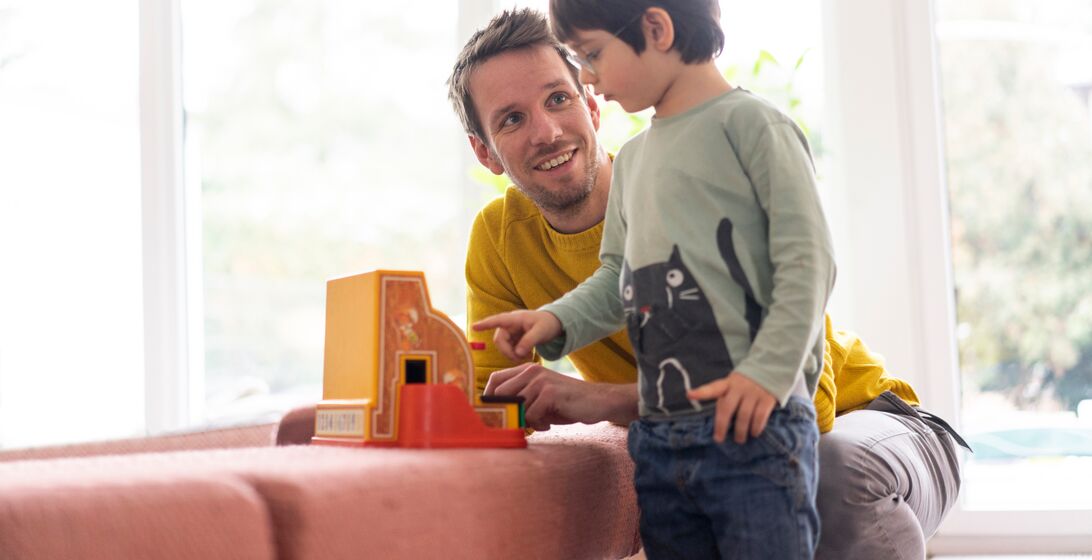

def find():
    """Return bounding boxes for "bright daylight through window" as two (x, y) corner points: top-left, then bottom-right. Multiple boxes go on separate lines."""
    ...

(936, 0), (1092, 510)
(182, 1), (470, 424)
(0, 1), (144, 448)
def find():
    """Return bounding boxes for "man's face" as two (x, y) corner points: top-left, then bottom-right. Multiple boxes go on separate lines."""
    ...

(468, 45), (602, 216)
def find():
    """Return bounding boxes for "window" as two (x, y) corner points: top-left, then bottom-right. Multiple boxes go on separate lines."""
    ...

(181, 0), (469, 424)
(0, 1), (144, 448)
(935, 0), (1092, 511)
(820, 0), (1092, 550)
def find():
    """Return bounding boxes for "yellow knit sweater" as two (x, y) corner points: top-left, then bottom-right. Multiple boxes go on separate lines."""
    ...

(466, 187), (918, 433)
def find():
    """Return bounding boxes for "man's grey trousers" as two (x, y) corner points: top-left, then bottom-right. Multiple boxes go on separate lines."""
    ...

(815, 392), (964, 560)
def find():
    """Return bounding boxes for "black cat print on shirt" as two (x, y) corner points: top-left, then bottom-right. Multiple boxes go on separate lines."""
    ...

(621, 218), (764, 415)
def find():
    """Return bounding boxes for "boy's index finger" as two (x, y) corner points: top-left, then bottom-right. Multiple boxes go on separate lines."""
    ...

(472, 316), (505, 331)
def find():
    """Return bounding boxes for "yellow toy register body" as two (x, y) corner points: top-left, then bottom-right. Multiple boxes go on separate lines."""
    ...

(313, 270), (525, 448)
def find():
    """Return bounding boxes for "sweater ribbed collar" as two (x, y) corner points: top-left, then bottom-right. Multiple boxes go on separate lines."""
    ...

(541, 215), (605, 252)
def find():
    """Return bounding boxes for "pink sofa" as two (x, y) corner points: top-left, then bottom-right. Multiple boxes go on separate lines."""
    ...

(0, 412), (640, 560)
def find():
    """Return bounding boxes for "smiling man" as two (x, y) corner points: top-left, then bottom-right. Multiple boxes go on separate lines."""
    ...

(464, 45), (606, 228)
(449, 12), (638, 399)
(446, 8), (964, 559)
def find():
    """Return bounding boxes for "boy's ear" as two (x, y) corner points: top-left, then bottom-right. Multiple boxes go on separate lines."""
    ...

(642, 7), (675, 53)
(469, 135), (506, 175)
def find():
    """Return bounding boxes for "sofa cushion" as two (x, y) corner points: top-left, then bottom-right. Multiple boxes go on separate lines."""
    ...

(0, 422), (640, 560)
(252, 424), (640, 560)
(0, 462), (276, 560)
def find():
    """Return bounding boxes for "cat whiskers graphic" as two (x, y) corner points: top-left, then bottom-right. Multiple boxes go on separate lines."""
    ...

(665, 284), (702, 308)
(677, 287), (700, 301)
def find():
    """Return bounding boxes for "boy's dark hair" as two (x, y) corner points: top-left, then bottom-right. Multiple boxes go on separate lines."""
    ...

(447, 8), (582, 141)
(549, 0), (724, 64)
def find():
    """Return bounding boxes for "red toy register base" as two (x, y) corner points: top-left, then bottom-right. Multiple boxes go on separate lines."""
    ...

(312, 270), (526, 449)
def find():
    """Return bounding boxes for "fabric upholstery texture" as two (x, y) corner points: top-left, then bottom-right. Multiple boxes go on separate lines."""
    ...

(0, 420), (640, 560)
(0, 468), (275, 560)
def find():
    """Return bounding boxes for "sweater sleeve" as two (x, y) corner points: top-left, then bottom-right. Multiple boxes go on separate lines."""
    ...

(537, 157), (629, 360)
(732, 122), (837, 404)
(465, 209), (540, 396)
(832, 327), (921, 413)
(814, 316), (838, 433)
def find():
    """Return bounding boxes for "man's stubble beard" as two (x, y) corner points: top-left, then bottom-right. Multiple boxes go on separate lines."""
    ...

(510, 144), (600, 217)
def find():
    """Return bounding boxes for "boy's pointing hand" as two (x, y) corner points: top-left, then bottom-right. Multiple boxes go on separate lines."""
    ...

(473, 310), (562, 362)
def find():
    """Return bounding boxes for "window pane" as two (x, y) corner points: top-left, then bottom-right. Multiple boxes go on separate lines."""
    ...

(0, 1), (143, 447)
(182, 1), (465, 423)
(936, 0), (1092, 510)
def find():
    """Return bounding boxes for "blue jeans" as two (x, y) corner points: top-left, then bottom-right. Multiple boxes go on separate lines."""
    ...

(627, 396), (820, 559)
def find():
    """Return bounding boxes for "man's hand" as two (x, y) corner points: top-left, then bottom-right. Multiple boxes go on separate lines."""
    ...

(688, 372), (777, 444)
(473, 310), (562, 362)
(485, 363), (639, 431)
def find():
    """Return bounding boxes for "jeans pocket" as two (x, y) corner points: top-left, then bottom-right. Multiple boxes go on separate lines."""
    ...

(745, 410), (818, 510)
(757, 401), (809, 456)
(758, 421), (796, 457)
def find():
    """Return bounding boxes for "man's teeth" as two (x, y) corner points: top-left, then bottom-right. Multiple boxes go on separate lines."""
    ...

(537, 151), (574, 170)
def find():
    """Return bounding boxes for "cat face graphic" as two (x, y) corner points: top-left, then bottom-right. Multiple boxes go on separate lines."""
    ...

(628, 270), (699, 327)
(622, 246), (716, 355)
(621, 245), (736, 414)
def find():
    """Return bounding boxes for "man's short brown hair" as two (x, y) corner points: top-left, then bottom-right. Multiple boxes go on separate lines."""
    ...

(447, 8), (581, 141)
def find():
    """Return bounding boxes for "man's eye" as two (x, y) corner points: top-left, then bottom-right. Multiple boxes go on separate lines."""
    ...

(502, 113), (523, 127)
(549, 93), (569, 105)
(586, 49), (600, 62)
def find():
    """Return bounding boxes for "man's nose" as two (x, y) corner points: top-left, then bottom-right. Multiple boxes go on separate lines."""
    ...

(528, 111), (563, 145)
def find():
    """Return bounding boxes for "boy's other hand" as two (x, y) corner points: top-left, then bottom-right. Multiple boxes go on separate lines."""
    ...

(688, 372), (777, 445)
(472, 310), (562, 362)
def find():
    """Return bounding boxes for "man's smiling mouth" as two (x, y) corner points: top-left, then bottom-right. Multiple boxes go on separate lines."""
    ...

(535, 149), (575, 171)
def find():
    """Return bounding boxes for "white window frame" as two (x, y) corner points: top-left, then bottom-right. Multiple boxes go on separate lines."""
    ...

(821, 0), (1092, 553)
(140, 0), (193, 434)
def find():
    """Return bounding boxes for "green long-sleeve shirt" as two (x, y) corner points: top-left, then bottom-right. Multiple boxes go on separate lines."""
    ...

(541, 88), (836, 418)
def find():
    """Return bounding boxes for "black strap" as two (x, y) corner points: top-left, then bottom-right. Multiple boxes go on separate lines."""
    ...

(917, 409), (973, 452)
(865, 391), (973, 452)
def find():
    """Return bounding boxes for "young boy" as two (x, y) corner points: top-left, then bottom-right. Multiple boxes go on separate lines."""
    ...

(474, 1), (835, 557)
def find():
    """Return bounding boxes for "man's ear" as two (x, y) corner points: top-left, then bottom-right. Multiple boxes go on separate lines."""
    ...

(642, 7), (675, 53)
(468, 134), (506, 175)
(584, 86), (601, 131)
